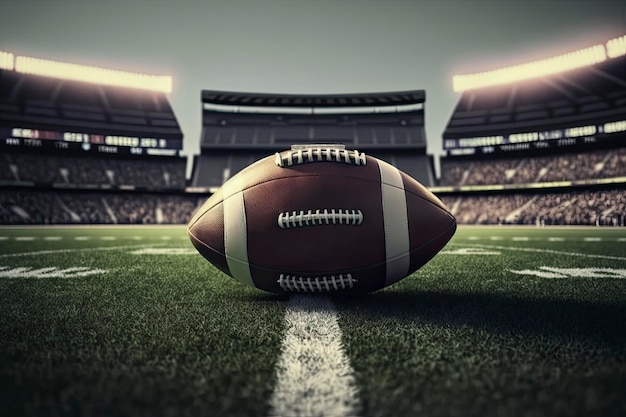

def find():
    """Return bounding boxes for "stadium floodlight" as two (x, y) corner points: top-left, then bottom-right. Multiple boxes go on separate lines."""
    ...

(453, 44), (607, 92)
(0, 50), (14, 70)
(565, 125), (596, 138)
(606, 35), (626, 58)
(604, 120), (626, 134)
(14, 55), (172, 93)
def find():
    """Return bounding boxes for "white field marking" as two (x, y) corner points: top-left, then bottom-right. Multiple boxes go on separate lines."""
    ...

(160, 236), (172, 240)
(457, 243), (626, 261)
(100, 236), (117, 241)
(269, 296), (361, 417)
(0, 236), (7, 240)
(75, 236), (90, 241)
(489, 236), (504, 241)
(584, 237), (602, 242)
(132, 236), (144, 240)
(0, 243), (165, 258)
(15, 237), (35, 241)
(130, 248), (196, 255)
(0, 266), (108, 278)
(512, 236), (529, 241)
(44, 236), (62, 241)
(619, 238), (626, 242)
(468, 236), (480, 240)
(548, 237), (565, 242)
(510, 267), (626, 279)
(440, 247), (501, 255)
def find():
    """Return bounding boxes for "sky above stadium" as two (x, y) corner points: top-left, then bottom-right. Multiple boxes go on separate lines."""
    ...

(1, 0), (625, 164)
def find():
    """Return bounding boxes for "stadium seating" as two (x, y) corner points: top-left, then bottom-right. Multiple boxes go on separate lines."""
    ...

(439, 147), (626, 186)
(192, 90), (434, 188)
(0, 190), (202, 225)
(0, 152), (186, 189)
(439, 189), (626, 226)
(439, 48), (626, 226)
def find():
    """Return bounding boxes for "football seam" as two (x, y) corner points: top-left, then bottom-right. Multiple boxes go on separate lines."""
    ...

(189, 214), (456, 276)
(188, 174), (453, 230)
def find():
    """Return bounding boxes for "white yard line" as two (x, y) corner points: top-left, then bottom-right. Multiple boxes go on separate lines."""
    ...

(0, 266), (108, 278)
(0, 243), (165, 258)
(269, 295), (361, 417)
(449, 243), (626, 261)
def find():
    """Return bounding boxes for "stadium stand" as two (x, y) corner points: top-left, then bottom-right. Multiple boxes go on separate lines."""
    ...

(439, 189), (626, 226)
(0, 189), (200, 225)
(190, 90), (434, 189)
(0, 52), (192, 224)
(437, 36), (626, 226)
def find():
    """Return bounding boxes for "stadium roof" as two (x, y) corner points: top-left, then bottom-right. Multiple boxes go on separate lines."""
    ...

(201, 90), (426, 107)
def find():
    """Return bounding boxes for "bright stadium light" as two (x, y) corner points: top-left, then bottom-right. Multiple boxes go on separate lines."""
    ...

(604, 120), (626, 134)
(453, 44), (607, 92)
(565, 125), (596, 138)
(0, 50), (14, 70)
(606, 35), (626, 58)
(14, 55), (172, 93)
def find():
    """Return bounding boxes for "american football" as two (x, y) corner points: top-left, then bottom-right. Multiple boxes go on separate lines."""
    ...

(188, 144), (456, 293)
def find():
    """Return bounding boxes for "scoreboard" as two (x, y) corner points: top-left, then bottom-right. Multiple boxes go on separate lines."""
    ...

(0, 126), (182, 156)
(444, 119), (626, 156)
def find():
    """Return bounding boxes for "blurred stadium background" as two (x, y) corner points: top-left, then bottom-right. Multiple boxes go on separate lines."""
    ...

(0, 33), (624, 226)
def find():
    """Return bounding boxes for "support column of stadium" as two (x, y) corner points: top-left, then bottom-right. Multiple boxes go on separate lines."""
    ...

(269, 295), (361, 417)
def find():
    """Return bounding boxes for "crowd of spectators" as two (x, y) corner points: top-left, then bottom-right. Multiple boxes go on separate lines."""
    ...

(0, 152), (187, 190)
(2, 187), (623, 226)
(439, 147), (626, 186)
(0, 191), (203, 225)
(439, 189), (626, 226)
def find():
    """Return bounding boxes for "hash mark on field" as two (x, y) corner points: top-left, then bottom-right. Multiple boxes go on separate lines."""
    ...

(0, 236), (8, 241)
(44, 236), (62, 241)
(160, 236), (172, 240)
(15, 237), (35, 241)
(100, 236), (116, 241)
(130, 248), (196, 255)
(619, 238), (626, 242)
(269, 296), (360, 417)
(548, 237), (565, 242)
(490, 236), (503, 240)
(468, 236), (480, 240)
(512, 237), (529, 241)
(75, 236), (90, 241)
(132, 236), (143, 240)
(440, 247), (501, 255)
(583, 237), (602, 242)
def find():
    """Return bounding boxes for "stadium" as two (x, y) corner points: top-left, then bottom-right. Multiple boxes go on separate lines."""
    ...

(1, 2), (626, 416)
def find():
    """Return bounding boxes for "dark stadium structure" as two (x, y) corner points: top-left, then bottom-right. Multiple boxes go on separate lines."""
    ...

(437, 50), (626, 226)
(0, 63), (198, 224)
(190, 89), (434, 190)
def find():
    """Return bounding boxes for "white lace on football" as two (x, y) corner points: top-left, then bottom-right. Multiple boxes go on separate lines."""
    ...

(277, 273), (357, 292)
(275, 147), (366, 167)
(278, 209), (363, 229)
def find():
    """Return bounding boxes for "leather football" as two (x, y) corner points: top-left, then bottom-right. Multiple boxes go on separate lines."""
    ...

(188, 145), (456, 294)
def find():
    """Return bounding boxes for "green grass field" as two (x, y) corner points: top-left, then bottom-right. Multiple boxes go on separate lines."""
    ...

(1, 225), (625, 417)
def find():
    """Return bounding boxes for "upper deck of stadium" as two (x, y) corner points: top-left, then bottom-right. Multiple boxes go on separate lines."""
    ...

(202, 89), (425, 110)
